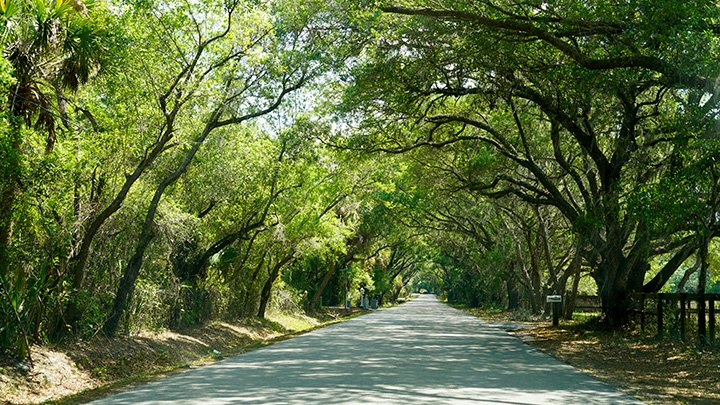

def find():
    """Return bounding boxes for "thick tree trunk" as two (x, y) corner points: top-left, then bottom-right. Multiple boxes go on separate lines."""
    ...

(698, 237), (708, 341)
(595, 249), (656, 327)
(589, 206), (652, 327)
(594, 249), (631, 327)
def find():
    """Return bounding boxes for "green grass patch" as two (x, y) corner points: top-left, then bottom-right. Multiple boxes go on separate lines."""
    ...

(267, 311), (318, 332)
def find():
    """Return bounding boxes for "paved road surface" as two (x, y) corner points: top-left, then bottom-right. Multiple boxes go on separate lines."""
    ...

(91, 295), (641, 404)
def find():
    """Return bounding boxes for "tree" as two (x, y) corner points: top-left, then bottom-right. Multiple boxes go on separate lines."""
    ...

(0, 0), (112, 358)
(101, 0), (323, 336)
(1, 0), (109, 271)
(338, 0), (720, 326)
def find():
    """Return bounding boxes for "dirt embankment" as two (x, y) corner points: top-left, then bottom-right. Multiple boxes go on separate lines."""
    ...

(0, 308), (364, 404)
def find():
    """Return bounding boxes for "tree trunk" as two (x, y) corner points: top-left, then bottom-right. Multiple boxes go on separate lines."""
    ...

(257, 250), (295, 318)
(51, 128), (175, 339)
(506, 275), (520, 311)
(677, 257), (699, 292)
(239, 251), (269, 317)
(526, 229), (544, 314)
(594, 249), (631, 328)
(530, 262), (543, 314)
(564, 270), (580, 319)
(588, 207), (651, 328)
(643, 243), (696, 295)
(698, 236), (708, 341)
(597, 252), (656, 327)
(310, 261), (337, 309)
(102, 210), (157, 337)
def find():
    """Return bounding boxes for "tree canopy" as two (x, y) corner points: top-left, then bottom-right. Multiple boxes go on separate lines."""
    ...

(2, 0), (720, 362)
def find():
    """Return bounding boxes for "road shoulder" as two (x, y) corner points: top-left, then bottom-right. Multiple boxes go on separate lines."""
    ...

(455, 305), (720, 404)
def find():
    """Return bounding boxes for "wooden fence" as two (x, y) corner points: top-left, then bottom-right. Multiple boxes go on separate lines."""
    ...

(632, 293), (720, 343)
(573, 294), (602, 312)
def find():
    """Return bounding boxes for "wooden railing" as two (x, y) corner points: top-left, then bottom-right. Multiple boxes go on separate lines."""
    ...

(632, 293), (720, 343)
(572, 294), (601, 312)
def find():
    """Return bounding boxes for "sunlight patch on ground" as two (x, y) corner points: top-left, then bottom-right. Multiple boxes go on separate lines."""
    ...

(268, 311), (320, 331)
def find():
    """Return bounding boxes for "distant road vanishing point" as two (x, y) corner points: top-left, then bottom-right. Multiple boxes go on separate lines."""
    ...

(91, 294), (641, 404)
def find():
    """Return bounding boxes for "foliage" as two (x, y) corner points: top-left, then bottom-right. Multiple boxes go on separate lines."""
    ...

(332, 0), (720, 327)
(3, 0), (720, 362)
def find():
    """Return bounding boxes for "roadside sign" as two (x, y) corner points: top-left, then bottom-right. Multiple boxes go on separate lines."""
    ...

(546, 295), (562, 303)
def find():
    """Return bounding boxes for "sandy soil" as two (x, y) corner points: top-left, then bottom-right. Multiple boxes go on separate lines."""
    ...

(516, 325), (720, 404)
(0, 309), (360, 404)
(461, 307), (720, 404)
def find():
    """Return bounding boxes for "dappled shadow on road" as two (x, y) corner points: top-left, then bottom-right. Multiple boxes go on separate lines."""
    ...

(92, 296), (639, 404)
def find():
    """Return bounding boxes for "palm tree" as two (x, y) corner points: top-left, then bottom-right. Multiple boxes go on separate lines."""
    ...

(0, 0), (107, 362)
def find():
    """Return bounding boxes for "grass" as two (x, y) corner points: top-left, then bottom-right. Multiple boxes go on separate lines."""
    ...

(449, 304), (543, 323)
(569, 311), (602, 323)
(266, 311), (318, 332)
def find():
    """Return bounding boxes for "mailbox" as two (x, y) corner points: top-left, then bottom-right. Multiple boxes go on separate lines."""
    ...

(546, 295), (562, 326)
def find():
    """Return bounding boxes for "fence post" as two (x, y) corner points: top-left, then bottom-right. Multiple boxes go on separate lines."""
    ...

(699, 293), (707, 344)
(710, 299), (716, 343)
(639, 295), (646, 335)
(657, 297), (664, 339)
(680, 294), (687, 342)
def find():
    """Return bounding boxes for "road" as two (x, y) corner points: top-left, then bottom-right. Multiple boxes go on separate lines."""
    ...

(90, 295), (641, 404)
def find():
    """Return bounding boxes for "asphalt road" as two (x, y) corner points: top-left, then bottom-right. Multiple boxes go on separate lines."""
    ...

(90, 295), (641, 404)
